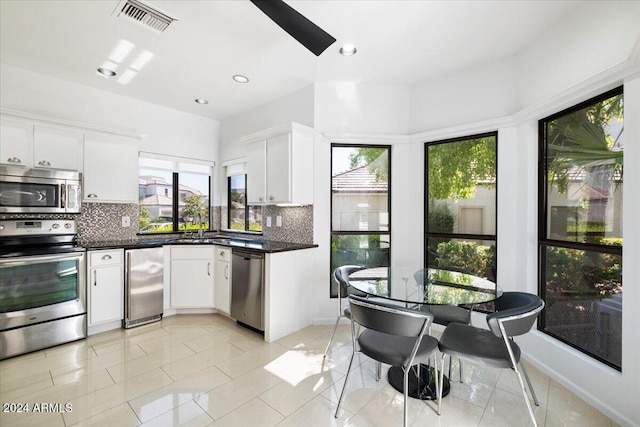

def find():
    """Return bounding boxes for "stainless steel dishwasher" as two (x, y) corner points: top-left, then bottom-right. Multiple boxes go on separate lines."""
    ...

(124, 247), (164, 328)
(231, 250), (264, 332)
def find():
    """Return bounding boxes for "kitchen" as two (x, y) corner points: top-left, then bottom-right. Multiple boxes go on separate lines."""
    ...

(1, 1), (640, 426)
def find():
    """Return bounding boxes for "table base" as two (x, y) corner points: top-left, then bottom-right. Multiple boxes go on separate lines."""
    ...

(387, 364), (450, 400)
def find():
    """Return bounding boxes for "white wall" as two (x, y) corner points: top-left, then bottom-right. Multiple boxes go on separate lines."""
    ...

(516, 1), (640, 109)
(0, 64), (220, 161)
(410, 57), (518, 133)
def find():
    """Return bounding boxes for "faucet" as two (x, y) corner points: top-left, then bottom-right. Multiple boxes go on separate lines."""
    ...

(194, 212), (204, 239)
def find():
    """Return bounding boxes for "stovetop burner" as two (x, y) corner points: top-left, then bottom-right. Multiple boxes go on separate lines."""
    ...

(0, 219), (83, 257)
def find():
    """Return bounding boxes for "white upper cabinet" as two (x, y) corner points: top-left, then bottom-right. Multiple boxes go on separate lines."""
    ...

(33, 125), (82, 170)
(0, 119), (32, 167)
(83, 133), (138, 203)
(244, 123), (314, 205)
(0, 119), (81, 170)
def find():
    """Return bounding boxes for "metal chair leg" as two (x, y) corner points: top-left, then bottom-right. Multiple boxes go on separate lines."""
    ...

(438, 353), (446, 416)
(375, 361), (381, 381)
(323, 315), (341, 358)
(403, 366), (409, 427)
(459, 359), (463, 383)
(519, 361), (539, 406)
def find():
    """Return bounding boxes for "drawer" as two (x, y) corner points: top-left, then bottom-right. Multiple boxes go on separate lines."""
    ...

(171, 246), (214, 260)
(89, 249), (123, 267)
(214, 246), (231, 262)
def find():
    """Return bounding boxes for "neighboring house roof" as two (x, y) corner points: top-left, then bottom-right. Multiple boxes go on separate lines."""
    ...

(332, 165), (388, 193)
(140, 194), (184, 206)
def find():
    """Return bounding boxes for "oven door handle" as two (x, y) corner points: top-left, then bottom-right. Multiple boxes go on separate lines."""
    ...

(0, 251), (85, 267)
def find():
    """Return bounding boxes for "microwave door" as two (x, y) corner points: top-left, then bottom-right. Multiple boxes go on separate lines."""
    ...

(0, 181), (62, 213)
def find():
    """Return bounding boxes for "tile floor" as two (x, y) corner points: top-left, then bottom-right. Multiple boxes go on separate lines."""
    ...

(0, 314), (618, 427)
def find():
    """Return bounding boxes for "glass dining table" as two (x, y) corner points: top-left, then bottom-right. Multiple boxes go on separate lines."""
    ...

(346, 266), (503, 400)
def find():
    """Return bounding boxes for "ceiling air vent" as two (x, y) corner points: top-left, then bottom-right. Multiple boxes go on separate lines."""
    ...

(114, 0), (178, 34)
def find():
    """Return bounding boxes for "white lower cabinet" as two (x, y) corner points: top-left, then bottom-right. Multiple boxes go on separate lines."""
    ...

(87, 249), (124, 326)
(170, 246), (214, 308)
(213, 246), (231, 314)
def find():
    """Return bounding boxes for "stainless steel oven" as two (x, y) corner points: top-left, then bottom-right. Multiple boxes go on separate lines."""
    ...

(0, 220), (86, 360)
(0, 166), (82, 214)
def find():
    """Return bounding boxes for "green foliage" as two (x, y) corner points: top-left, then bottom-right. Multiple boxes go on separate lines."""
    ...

(427, 136), (496, 201)
(547, 93), (623, 194)
(427, 203), (455, 233)
(139, 205), (151, 229)
(434, 241), (495, 279)
(181, 194), (207, 220)
(545, 247), (621, 297)
(349, 147), (389, 182)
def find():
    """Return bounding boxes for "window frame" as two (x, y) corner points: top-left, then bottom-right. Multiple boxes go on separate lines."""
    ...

(330, 143), (392, 298)
(537, 86), (623, 371)
(423, 131), (498, 278)
(227, 173), (262, 232)
(138, 170), (212, 234)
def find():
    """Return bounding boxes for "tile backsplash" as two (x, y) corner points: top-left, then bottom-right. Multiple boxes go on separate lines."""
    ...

(78, 203), (139, 242)
(2, 203), (314, 244)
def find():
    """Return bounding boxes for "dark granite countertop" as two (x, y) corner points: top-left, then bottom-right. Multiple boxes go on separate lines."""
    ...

(80, 236), (317, 253)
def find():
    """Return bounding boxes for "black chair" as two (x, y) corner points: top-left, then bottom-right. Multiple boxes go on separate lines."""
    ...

(335, 295), (441, 427)
(414, 268), (473, 381)
(437, 292), (545, 427)
(323, 265), (366, 358)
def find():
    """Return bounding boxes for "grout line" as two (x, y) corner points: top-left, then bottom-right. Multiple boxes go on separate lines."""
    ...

(127, 401), (143, 426)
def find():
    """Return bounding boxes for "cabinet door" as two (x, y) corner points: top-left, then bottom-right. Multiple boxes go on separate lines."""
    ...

(89, 265), (123, 325)
(0, 119), (32, 167)
(170, 259), (213, 307)
(266, 133), (291, 203)
(214, 259), (230, 313)
(33, 126), (81, 170)
(83, 134), (138, 203)
(246, 139), (267, 204)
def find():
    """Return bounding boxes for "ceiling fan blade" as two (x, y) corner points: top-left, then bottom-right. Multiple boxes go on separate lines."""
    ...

(250, 0), (336, 56)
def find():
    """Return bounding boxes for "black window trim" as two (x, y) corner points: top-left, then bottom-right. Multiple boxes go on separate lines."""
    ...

(537, 85), (623, 371)
(330, 143), (392, 298)
(423, 131), (499, 269)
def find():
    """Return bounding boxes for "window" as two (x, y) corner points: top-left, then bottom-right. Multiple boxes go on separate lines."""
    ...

(228, 174), (262, 231)
(138, 154), (212, 233)
(424, 133), (497, 281)
(330, 144), (391, 297)
(539, 87), (623, 370)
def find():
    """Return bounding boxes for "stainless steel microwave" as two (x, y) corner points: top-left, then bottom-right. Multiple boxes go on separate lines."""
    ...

(0, 166), (82, 214)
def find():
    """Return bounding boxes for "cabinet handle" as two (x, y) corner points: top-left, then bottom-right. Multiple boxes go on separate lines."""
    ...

(207, 262), (211, 276)
(224, 265), (229, 280)
(7, 156), (22, 164)
(87, 193), (98, 198)
(101, 254), (112, 261)
(220, 251), (225, 257)
(38, 160), (51, 166)
(93, 270), (97, 286)
(259, 196), (264, 202)
(269, 195), (274, 201)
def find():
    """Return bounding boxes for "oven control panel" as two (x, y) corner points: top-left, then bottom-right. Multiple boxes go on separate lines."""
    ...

(0, 220), (77, 236)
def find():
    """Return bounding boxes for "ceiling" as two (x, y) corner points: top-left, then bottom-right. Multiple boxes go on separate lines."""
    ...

(0, 0), (580, 121)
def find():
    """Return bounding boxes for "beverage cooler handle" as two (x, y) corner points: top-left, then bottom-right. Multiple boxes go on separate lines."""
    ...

(126, 252), (131, 316)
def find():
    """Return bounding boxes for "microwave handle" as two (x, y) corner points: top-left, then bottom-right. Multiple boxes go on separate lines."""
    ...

(60, 183), (66, 209)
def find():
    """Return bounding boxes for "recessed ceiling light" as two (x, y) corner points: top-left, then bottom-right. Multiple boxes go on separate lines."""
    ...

(233, 75), (249, 83)
(339, 44), (357, 56)
(195, 98), (209, 104)
(97, 67), (116, 77)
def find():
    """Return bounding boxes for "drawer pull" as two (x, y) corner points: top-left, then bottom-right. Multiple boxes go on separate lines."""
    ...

(7, 156), (22, 164)
(101, 254), (112, 261)
(38, 160), (51, 166)
(87, 193), (98, 198)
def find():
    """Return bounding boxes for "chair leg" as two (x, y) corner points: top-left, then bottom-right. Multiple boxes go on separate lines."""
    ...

(458, 359), (463, 383)
(323, 315), (341, 358)
(519, 361), (539, 406)
(334, 347), (356, 418)
(375, 361), (381, 381)
(438, 353), (446, 416)
(403, 366), (409, 427)
(433, 354), (441, 416)
(512, 363), (538, 427)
